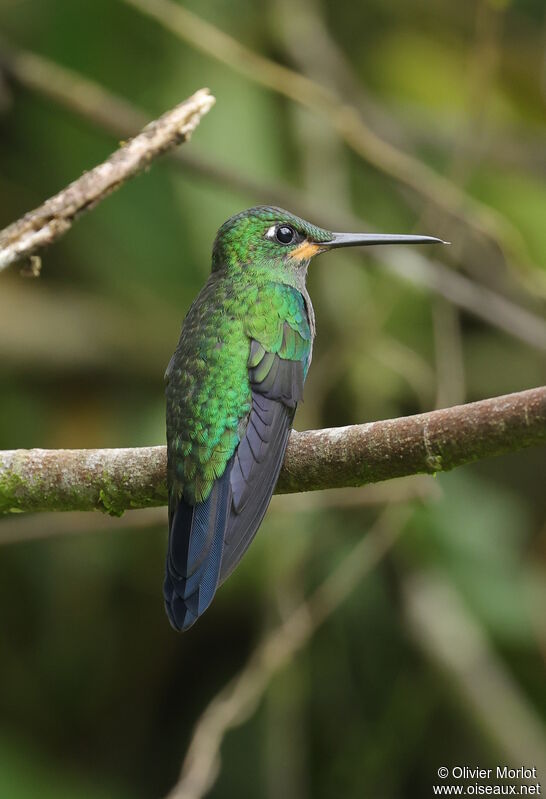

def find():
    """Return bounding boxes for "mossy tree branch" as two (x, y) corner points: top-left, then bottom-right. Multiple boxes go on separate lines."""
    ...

(1, 387), (544, 516)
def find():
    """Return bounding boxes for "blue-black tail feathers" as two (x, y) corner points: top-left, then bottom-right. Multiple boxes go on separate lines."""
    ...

(164, 354), (304, 632)
(163, 463), (232, 632)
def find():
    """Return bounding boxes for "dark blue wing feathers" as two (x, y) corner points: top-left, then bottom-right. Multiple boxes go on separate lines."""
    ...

(249, 353), (303, 407)
(219, 394), (294, 582)
(164, 342), (305, 631)
(164, 465), (232, 631)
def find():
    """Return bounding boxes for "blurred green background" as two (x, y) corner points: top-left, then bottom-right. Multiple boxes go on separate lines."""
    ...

(0, 0), (545, 797)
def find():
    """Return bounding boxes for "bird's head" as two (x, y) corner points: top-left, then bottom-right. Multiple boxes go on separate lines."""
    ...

(211, 205), (445, 283)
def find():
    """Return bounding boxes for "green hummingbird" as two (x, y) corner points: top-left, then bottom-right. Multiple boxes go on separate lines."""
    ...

(165, 206), (444, 631)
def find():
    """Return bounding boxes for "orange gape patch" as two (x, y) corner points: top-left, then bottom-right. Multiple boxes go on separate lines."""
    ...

(290, 240), (321, 262)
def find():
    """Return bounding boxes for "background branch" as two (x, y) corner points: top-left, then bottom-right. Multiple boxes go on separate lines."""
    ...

(403, 572), (546, 772)
(1, 4), (544, 797)
(1, 386), (544, 515)
(120, 0), (540, 290)
(3, 46), (544, 351)
(0, 88), (214, 272)
(165, 506), (408, 799)
(0, 477), (439, 545)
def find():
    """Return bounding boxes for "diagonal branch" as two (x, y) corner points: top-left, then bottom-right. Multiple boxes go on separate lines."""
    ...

(1, 386), (544, 516)
(164, 506), (408, 799)
(0, 88), (215, 272)
(3, 46), (545, 351)
(120, 0), (538, 287)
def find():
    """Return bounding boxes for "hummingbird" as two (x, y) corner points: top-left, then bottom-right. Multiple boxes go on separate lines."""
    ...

(164, 206), (444, 631)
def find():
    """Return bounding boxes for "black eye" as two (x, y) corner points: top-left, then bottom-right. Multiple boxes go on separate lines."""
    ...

(276, 225), (295, 245)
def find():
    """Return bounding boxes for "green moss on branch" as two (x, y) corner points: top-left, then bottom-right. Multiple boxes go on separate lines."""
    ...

(1, 387), (545, 515)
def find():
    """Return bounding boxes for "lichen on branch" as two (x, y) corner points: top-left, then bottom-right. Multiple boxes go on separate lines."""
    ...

(1, 386), (544, 516)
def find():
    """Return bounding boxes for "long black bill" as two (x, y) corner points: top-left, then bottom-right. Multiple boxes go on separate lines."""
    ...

(324, 232), (448, 249)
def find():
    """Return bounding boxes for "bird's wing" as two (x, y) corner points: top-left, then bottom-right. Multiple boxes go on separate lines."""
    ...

(164, 321), (309, 632)
(218, 333), (306, 583)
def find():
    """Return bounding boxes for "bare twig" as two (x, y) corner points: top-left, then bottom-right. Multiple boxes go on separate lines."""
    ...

(164, 506), (408, 799)
(1, 387), (544, 515)
(3, 47), (546, 351)
(0, 88), (215, 272)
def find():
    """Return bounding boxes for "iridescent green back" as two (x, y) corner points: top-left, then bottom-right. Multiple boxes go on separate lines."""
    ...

(166, 271), (311, 505)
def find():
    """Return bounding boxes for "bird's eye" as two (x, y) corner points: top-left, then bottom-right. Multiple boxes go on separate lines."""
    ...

(276, 225), (295, 245)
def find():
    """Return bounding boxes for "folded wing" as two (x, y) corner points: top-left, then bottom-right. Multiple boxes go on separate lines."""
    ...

(164, 323), (308, 631)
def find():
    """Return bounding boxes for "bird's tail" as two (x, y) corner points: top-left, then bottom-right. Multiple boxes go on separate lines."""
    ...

(163, 463), (232, 632)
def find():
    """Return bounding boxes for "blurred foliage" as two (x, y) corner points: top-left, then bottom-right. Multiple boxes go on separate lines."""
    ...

(0, 0), (545, 797)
